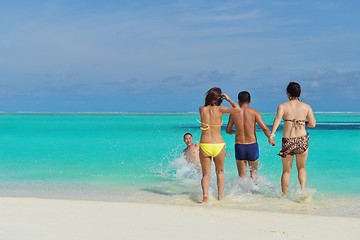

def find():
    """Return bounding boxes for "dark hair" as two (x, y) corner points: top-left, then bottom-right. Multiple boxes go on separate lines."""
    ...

(286, 82), (301, 98)
(204, 87), (223, 106)
(183, 132), (192, 138)
(238, 91), (251, 103)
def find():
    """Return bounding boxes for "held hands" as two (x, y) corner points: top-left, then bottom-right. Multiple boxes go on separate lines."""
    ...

(268, 134), (276, 146)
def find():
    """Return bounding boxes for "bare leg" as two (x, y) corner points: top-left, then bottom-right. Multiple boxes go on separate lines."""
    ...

(236, 160), (247, 178)
(214, 148), (225, 201)
(199, 149), (212, 203)
(295, 150), (308, 193)
(248, 160), (258, 180)
(281, 155), (294, 196)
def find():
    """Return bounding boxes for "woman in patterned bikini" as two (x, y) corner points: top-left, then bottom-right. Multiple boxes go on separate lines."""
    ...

(270, 82), (316, 196)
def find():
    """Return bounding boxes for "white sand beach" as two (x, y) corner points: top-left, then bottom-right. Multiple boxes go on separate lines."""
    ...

(0, 197), (359, 240)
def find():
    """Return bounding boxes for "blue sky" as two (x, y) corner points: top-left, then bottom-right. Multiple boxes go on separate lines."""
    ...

(0, 0), (359, 112)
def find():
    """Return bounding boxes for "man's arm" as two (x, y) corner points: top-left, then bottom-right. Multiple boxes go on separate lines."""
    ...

(255, 111), (275, 146)
(226, 115), (236, 134)
(255, 111), (271, 138)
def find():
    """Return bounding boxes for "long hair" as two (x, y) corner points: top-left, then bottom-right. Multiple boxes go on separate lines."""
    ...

(204, 87), (223, 106)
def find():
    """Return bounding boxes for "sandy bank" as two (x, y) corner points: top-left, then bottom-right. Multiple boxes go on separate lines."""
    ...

(0, 197), (359, 240)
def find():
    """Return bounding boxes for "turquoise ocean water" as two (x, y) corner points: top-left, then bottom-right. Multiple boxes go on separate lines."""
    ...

(0, 112), (359, 217)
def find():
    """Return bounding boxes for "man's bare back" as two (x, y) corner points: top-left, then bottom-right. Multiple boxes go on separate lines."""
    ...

(227, 107), (258, 144)
(226, 91), (273, 178)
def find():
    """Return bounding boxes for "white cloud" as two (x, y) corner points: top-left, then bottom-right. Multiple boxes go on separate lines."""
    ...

(182, 10), (262, 23)
(310, 81), (320, 89)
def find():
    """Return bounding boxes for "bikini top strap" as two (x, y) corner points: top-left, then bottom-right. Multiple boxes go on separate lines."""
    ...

(284, 119), (305, 123)
(196, 119), (209, 130)
(284, 119), (306, 130)
(196, 119), (223, 131)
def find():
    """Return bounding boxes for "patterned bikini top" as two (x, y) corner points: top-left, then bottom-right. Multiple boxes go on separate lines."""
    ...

(196, 119), (223, 131)
(284, 119), (306, 131)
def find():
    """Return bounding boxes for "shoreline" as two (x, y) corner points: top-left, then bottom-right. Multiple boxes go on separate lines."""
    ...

(1, 186), (360, 219)
(0, 196), (359, 240)
(1, 111), (360, 115)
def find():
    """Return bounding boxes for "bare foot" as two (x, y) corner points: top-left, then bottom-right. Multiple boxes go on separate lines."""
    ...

(299, 190), (311, 202)
(202, 196), (208, 203)
(277, 192), (287, 198)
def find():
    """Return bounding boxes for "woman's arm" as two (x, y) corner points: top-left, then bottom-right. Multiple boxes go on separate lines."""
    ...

(219, 93), (240, 115)
(306, 105), (316, 128)
(269, 104), (284, 143)
(222, 93), (240, 109)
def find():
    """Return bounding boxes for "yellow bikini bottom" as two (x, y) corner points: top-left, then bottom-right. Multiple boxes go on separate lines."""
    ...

(199, 143), (226, 157)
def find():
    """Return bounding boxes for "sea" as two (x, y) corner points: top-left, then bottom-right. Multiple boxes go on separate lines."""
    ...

(0, 112), (359, 218)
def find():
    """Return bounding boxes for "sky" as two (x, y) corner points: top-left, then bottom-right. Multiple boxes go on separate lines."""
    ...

(0, 0), (359, 112)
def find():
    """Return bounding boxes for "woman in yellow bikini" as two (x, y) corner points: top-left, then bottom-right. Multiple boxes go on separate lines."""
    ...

(198, 87), (239, 203)
(270, 82), (316, 196)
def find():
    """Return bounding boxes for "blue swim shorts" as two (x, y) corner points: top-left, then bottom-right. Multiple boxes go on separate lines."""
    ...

(235, 143), (259, 161)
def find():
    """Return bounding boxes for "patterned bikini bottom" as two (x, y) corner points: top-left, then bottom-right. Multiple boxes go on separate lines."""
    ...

(278, 134), (309, 158)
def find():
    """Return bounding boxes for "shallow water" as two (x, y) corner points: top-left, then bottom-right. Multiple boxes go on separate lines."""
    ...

(0, 112), (359, 217)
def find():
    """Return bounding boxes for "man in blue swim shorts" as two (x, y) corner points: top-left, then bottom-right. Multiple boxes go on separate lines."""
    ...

(226, 91), (275, 179)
